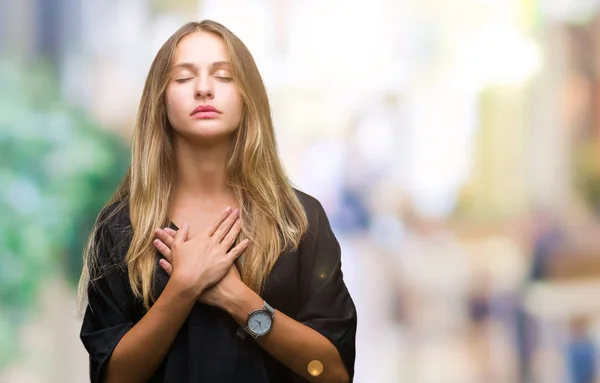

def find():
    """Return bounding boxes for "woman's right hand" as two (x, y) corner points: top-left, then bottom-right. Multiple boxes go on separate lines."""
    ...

(160, 207), (249, 300)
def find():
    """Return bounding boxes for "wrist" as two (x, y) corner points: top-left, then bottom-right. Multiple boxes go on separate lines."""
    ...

(224, 285), (263, 326)
(169, 273), (205, 301)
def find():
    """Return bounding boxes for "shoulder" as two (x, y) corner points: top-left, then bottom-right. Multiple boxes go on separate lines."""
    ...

(97, 199), (131, 234)
(294, 188), (325, 219)
(293, 188), (333, 239)
(98, 198), (132, 238)
(291, 190), (342, 287)
(93, 198), (132, 265)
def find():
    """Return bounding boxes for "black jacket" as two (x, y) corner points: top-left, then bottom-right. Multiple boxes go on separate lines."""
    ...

(80, 190), (357, 382)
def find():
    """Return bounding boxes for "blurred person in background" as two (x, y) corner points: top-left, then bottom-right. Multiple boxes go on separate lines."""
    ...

(77, 20), (356, 383)
(566, 317), (597, 383)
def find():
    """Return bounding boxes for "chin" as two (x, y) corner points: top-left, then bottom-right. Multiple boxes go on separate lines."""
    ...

(182, 124), (238, 143)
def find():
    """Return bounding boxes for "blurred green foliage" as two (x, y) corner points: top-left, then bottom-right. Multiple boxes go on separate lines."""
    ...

(0, 58), (130, 367)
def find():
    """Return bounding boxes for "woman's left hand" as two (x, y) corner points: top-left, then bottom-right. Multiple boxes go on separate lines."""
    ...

(154, 227), (246, 309)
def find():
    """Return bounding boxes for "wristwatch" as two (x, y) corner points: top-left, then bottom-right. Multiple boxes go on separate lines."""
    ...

(237, 301), (275, 339)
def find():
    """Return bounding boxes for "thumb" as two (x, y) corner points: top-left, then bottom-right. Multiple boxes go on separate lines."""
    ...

(175, 223), (189, 243)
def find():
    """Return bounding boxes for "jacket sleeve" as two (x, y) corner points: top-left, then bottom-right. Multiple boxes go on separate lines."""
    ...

(79, 218), (136, 383)
(295, 196), (357, 382)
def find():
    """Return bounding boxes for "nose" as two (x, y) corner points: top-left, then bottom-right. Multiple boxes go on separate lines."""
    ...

(194, 74), (214, 100)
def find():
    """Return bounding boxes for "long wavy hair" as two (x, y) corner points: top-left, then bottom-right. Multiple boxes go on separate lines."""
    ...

(78, 20), (308, 312)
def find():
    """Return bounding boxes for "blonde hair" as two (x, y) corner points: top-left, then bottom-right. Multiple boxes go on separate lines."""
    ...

(78, 20), (308, 312)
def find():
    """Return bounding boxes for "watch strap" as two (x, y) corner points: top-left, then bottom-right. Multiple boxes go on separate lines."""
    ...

(262, 301), (275, 317)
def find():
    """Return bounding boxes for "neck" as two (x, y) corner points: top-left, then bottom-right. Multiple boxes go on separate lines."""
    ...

(172, 135), (233, 198)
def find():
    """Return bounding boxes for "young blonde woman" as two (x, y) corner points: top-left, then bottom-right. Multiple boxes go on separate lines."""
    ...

(78, 20), (356, 383)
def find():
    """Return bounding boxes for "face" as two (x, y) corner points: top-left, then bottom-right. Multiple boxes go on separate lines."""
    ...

(166, 31), (243, 142)
(248, 311), (272, 335)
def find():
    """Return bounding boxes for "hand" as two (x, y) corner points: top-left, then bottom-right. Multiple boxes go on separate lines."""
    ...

(153, 207), (249, 300)
(200, 261), (243, 308)
(154, 223), (245, 308)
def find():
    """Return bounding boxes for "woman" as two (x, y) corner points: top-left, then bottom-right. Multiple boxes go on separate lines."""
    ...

(78, 20), (356, 383)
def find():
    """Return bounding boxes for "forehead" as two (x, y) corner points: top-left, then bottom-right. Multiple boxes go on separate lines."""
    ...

(173, 31), (229, 66)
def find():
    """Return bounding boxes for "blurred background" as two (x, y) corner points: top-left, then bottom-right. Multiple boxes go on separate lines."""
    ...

(4, 0), (600, 382)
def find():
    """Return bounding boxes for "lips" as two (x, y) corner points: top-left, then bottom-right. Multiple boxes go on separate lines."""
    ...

(190, 105), (221, 116)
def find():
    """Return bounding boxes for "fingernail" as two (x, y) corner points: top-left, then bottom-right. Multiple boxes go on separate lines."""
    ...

(153, 239), (159, 246)
(183, 222), (188, 229)
(225, 206), (232, 212)
(233, 208), (239, 215)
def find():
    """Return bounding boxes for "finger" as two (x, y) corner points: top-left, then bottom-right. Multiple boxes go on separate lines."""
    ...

(226, 239), (250, 261)
(220, 218), (242, 248)
(208, 206), (233, 236)
(153, 239), (172, 262)
(164, 227), (177, 238)
(154, 228), (175, 248)
(174, 222), (189, 244)
(159, 259), (173, 276)
(212, 209), (240, 243)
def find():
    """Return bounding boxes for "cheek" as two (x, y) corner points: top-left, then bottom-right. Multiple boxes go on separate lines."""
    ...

(165, 88), (189, 124)
(166, 96), (188, 130)
(227, 90), (244, 121)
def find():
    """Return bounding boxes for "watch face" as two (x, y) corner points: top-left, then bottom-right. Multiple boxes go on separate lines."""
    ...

(248, 310), (272, 336)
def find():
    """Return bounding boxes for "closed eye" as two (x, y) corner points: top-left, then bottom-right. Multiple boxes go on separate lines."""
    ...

(215, 76), (232, 82)
(175, 77), (193, 83)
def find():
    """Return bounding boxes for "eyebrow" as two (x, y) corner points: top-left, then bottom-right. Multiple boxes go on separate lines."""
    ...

(171, 61), (231, 71)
